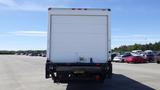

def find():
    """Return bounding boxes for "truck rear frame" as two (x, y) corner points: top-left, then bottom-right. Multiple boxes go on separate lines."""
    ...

(45, 8), (112, 83)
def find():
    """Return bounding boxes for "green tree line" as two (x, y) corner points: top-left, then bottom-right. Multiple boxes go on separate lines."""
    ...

(113, 42), (160, 52)
(0, 50), (46, 55)
(0, 51), (16, 54)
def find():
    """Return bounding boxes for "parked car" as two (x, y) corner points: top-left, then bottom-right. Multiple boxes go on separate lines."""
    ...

(113, 52), (132, 62)
(111, 53), (118, 61)
(144, 52), (155, 62)
(121, 53), (132, 62)
(145, 50), (153, 53)
(132, 50), (145, 57)
(125, 55), (146, 63)
(132, 50), (143, 54)
(113, 55), (122, 62)
(155, 53), (160, 64)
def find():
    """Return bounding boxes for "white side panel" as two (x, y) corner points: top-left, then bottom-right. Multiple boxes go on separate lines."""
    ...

(47, 14), (51, 59)
(49, 15), (108, 63)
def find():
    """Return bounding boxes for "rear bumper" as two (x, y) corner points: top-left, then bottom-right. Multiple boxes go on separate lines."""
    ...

(45, 60), (111, 78)
(48, 62), (108, 66)
(55, 66), (102, 72)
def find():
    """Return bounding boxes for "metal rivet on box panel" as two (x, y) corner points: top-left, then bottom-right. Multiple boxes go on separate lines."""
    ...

(108, 9), (111, 11)
(48, 8), (52, 10)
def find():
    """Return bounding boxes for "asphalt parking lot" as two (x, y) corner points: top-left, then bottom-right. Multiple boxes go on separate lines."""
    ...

(0, 55), (159, 90)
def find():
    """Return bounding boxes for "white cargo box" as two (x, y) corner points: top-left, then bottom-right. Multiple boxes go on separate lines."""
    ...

(47, 8), (111, 63)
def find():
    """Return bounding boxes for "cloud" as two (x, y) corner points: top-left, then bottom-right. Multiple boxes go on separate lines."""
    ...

(12, 3), (47, 12)
(0, 0), (65, 12)
(9, 31), (47, 37)
(112, 34), (160, 48)
(0, 0), (126, 12)
(0, 0), (16, 6)
(113, 34), (160, 40)
(112, 34), (160, 43)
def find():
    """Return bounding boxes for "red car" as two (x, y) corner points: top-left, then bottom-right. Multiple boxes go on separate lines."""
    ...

(125, 56), (146, 63)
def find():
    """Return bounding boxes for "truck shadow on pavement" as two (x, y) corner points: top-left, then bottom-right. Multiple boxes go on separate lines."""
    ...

(66, 74), (155, 90)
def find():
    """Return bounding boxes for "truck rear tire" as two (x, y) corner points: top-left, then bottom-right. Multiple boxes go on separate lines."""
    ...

(45, 62), (50, 79)
(53, 72), (69, 83)
(99, 74), (106, 83)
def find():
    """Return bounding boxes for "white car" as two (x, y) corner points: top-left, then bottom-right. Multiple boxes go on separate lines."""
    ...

(113, 55), (122, 62)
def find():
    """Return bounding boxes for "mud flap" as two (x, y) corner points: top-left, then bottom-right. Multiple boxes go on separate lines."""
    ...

(107, 61), (112, 79)
(45, 60), (50, 79)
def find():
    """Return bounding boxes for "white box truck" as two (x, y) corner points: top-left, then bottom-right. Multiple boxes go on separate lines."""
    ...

(45, 8), (112, 83)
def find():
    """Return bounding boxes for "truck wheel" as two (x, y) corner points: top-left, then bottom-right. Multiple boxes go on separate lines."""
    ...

(98, 78), (105, 83)
(98, 73), (106, 83)
(56, 72), (69, 83)
(50, 73), (58, 83)
(53, 78), (59, 83)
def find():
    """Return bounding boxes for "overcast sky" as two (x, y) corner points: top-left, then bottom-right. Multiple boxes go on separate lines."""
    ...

(0, 0), (160, 50)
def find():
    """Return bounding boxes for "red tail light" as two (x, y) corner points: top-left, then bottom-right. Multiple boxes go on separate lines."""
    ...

(95, 75), (100, 81)
(96, 64), (100, 66)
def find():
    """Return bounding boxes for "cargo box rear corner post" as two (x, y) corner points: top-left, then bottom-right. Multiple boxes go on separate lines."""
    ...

(45, 8), (112, 83)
